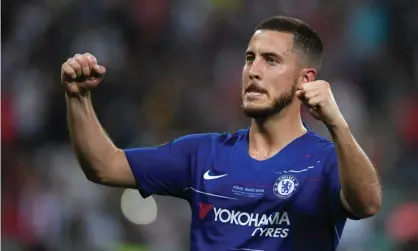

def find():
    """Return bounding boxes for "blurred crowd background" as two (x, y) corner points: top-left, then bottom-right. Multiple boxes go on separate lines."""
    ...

(2, 0), (418, 250)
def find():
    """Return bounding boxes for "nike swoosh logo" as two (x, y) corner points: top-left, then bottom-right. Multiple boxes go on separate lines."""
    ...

(203, 170), (228, 180)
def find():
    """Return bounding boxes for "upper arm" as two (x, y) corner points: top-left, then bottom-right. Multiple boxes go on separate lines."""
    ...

(325, 148), (360, 220)
(121, 134), (209, 199)
(339, 190), (356, 218)
(92, 149), (137, 189)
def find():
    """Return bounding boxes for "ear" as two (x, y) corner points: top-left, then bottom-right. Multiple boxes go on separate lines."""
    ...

(296, 68), (316, 89)
(302, 68), (317, 83)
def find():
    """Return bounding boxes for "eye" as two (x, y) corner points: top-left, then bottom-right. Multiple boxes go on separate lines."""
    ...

(245, 54), (255, 63)
(266, 56), (277, 64)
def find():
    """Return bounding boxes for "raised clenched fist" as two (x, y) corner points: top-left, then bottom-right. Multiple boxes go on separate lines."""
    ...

(61, 53), (106, 95)
(295, 80), (346, 127)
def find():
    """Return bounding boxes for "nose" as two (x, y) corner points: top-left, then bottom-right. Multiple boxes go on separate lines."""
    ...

(249, 60), (262, 80)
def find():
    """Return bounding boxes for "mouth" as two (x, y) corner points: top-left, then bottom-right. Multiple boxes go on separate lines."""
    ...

(245, 83), (267, 99)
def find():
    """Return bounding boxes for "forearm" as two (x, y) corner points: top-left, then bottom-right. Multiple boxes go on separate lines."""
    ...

(328, 122), (381, 218)
(66, 92), (120, 181)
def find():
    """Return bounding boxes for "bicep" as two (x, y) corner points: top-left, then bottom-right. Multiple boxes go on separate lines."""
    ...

(95, 149), (137, 189)
(123, 144), (191, 198)
(95, 134), (208, 198)
(326, 149), (359, 220)
(93, 145), (192, 195)
(121, 134), (208, 198)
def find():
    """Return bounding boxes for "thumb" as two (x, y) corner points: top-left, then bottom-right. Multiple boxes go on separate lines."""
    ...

(92, 64), (106, 76)
(295, 90), (304, 98)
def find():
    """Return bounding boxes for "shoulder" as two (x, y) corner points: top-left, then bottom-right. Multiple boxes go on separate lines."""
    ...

(210, 129), (248, 144)
(307, 132), (336, 156)
(170, 129), (248, 150)
(307, 132), (339, 176)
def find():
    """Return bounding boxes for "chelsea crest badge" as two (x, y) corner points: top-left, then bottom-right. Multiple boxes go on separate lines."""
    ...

(273, 175), (299, 199)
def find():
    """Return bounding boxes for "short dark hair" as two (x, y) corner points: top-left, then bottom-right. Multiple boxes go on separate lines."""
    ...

(255, 16), (323, 69)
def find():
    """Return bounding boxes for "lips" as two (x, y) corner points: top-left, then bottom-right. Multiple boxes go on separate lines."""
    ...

(245, 83), (267, 95)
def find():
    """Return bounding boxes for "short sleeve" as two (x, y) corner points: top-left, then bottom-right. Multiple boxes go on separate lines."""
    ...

(123, 134), (209, 199)
(325, 147), (359, 220)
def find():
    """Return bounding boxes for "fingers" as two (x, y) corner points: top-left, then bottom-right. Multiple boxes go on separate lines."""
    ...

(301, 80), (330, 89)
(84, 53), (97, 66)
(62, 53), (106, 81)
(92, 64), (106, 76)
(298, 81), (330, 96)
(304, 90), (321, 100)
(74, 54), (90, 77)
(62, 61), (77, 80)
(67, 58), (82, 78)
(296, 80), (328, 107)
(81, 53), (106, 77)
(297, 82), (314, 98)
(296, 88), (320, 101)
(306, 96), (324, 107)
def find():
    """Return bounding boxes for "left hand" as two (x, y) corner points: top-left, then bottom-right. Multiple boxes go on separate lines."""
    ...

(295, 80), (346, 127)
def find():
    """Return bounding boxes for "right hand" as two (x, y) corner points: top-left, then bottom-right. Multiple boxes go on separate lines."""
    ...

(61, 53), (106, 95)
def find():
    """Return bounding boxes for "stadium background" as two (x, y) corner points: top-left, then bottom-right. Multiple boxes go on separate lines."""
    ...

(2, 0), (418, 250)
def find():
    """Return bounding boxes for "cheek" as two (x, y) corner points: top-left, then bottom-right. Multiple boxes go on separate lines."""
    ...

(268, 69), (294, 89)
(242, 66), (249, 78)
(242, 69), (249, 86)
(268, 82), (291, 100)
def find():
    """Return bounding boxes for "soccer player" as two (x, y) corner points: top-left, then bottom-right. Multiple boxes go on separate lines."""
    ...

(61, 16), (381, 251)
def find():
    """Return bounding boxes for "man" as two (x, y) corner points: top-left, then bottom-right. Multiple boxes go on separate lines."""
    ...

(61, 16), (381, 251)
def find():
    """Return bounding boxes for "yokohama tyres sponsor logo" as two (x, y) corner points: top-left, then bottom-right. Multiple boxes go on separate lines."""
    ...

(213, 207), (290, 227)
(199, 203), (290, 238)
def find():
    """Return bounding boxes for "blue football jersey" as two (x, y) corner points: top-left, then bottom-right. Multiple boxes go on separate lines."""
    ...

(124, 128), (355, 251)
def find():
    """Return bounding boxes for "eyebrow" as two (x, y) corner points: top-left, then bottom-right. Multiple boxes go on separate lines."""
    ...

(245, 50), (284, 62)
(245, 51), (253, 57)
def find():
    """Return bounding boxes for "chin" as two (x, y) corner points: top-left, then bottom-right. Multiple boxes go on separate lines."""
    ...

(243, 104), (276, 119)
(242, 95), (294, 119)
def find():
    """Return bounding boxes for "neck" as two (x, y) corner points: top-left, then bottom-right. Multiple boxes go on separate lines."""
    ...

(248, 104), (307, 160)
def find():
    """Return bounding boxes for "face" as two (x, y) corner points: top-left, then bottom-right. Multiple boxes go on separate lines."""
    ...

(242, 30), (301, 119)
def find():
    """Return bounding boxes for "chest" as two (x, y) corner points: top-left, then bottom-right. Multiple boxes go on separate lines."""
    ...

(189, 152), (330, 218)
